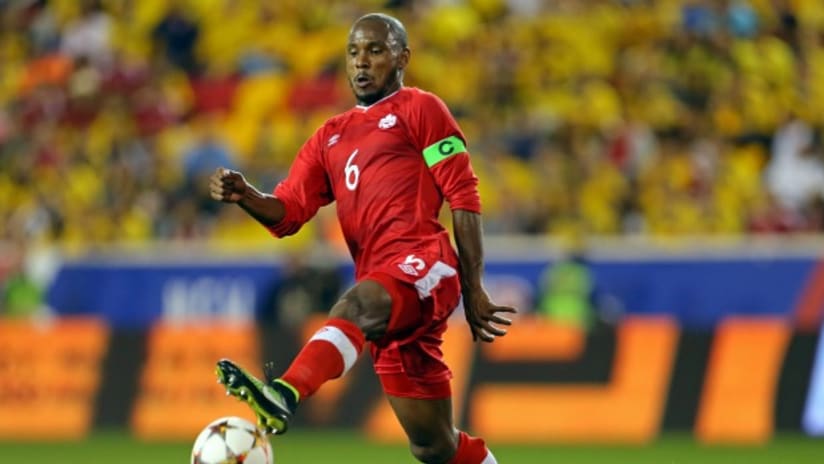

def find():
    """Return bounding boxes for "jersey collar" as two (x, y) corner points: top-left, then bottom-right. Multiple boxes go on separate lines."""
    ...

(354, 88), (402, 112)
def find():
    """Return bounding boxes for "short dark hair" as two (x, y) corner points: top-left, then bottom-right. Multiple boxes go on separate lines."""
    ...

(352, 13), (408, 51)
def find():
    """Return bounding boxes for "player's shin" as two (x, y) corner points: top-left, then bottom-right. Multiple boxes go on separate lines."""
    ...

(276, 318), (365, 405)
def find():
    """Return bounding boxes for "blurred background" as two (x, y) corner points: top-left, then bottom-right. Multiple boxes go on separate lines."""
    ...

(1, 0), (824, 462)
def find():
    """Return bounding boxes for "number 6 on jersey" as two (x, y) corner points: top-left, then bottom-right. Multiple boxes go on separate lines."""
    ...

(345, 149), (360, 191)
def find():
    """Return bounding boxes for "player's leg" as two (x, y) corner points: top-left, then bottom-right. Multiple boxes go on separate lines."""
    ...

(387, 394), (497, 464)
(217, 279), (392, 433)
(370, 270), (497, 463)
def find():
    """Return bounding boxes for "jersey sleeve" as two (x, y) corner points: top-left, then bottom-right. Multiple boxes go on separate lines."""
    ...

(412, 91), (482, 213)
(267, 128), (334, 237)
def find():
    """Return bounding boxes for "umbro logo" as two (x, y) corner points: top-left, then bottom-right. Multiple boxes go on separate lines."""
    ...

(378, 114), (397, 129)
(328, 134), (340, 146)
(398, 263), (419, 276)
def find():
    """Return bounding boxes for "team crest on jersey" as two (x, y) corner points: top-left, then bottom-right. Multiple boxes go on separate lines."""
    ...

(327, 134), (340, 146)
(378, 114), (397, 129)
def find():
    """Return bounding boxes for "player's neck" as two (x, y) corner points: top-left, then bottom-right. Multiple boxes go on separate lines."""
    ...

(355, 87), (403, 110)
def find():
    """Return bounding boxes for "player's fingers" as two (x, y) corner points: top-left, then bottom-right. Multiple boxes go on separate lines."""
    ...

(477, 328), (496, 343)
(209, 175), (222, 189)
(467, 317), (480, 341)
(468, 315), (488, 342)
(466, 310), (495, 342)
(488, 314), (513, 326)
(495, 305), (518, 314)
(212, 174), (232, 189)
(210, 184), (226, 200)
(219, 178), (242, 198)
(480, 320), (508, 337)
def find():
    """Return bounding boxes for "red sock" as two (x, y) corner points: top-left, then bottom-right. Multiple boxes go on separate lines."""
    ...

(448, 431), (497, 464)
(280, 318), (365, 399)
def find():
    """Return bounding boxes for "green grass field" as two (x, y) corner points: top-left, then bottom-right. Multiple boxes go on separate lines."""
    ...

(1, 430), (821, 463)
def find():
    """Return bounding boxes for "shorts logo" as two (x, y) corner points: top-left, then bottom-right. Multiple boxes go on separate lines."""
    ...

(399, 264), (419, 276)
(398, 254), (425, 276)
(378, 114), (397, 129)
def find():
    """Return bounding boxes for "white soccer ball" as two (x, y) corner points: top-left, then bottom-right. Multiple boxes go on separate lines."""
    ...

(191, 416), (274, 464)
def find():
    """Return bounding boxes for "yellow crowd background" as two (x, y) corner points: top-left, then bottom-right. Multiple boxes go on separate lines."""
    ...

(2, 0), (824, 256)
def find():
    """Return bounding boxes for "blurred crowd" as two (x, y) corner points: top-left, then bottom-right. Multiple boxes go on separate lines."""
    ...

(2, 0), (824, 257)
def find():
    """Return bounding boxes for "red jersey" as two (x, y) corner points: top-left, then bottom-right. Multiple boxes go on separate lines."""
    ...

(267, 87), (481, 279)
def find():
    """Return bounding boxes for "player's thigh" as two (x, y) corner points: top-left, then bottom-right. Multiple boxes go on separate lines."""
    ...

(328, 279), (393, 341)
(386, 394), (457, 451)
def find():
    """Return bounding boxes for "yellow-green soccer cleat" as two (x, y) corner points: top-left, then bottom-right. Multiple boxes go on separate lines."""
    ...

(215, 358), (293, 435)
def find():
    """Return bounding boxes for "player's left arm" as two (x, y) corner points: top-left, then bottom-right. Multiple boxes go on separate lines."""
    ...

(429, 151), (516, 342)
(452, 208), (516, 343)
(414, 91), (516, 342)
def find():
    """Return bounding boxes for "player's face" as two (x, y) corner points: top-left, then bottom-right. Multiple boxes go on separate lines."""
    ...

(346, 20), (409, 105)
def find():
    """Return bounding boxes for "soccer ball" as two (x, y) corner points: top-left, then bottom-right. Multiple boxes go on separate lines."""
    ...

(191, 416), (274, 464)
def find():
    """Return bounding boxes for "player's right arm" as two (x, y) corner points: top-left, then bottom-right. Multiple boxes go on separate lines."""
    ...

(210, 127), (334, 236)
(209, 168), (286, 227)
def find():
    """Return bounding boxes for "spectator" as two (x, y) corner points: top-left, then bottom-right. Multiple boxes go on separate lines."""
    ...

(181, 114), (237, 216)
(727, 0), (759, 39)
(537, 251), (596, 329)
(536, 247), (623, 330)
(23, 0), (60, 54)
(152, 4), (200, 75)
(765, 117), (824, 218)
(188, 62), (240, 115)
(0, 245), (45, 318)
(60, 0), (113, 70)
(2, 1), (824, 248)
(263, 253), (343, 329)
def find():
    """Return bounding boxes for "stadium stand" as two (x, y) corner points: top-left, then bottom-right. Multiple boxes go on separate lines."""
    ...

(1, 0), (824, 255)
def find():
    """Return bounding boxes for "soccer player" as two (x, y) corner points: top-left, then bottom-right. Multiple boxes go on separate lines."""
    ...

(209, 12), (513, 464)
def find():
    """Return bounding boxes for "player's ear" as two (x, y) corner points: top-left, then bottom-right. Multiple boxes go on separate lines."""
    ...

(398, 47), (410, 70)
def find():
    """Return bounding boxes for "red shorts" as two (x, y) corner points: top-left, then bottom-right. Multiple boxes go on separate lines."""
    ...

(362, 254), (462, 400)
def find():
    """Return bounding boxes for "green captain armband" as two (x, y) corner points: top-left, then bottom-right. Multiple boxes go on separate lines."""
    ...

(422, 136), (467, 168)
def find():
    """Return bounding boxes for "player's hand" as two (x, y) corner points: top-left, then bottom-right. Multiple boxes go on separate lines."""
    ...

(210, 167), (248, 203)
(462, 289), (516, 343)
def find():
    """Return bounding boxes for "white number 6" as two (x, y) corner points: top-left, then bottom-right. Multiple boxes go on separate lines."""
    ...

(345, 149), (360, 191)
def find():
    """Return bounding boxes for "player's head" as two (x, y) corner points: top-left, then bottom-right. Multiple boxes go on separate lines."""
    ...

(346, 13), (410, 106)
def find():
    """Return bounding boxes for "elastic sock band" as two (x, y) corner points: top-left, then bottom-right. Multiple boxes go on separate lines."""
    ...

(274, 379), (301, 403)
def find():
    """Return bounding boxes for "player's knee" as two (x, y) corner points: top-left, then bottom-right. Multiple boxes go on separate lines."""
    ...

(330, 280), (392, 341)
(408, 440), (456, 464)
